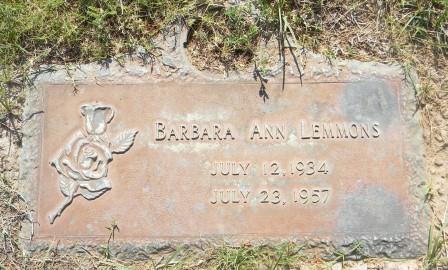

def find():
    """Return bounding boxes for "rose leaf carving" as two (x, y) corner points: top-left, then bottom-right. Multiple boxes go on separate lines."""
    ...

(59, 176), (77, 197)
(111, 129), (138, 154)
(80, 188), (110, 200)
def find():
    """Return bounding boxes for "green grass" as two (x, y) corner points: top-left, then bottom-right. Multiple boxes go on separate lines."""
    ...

(187, 2), (261, 70)
(0, 0), (446, 88)
(1, 0), (445, 72)
(212, 243), (307, 270)
(399, 0), (448, 51)
(425, 225), (444, 269)
(214, 246), (260, 269)
(0, 0), (187, 67)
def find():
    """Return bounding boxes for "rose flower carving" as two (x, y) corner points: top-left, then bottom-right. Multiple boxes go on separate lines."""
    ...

(49, 104), (138, 224)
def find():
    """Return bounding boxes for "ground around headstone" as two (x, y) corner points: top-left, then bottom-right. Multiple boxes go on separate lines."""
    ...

(1, 1), (447, 269)
(15, 31), (428, 262)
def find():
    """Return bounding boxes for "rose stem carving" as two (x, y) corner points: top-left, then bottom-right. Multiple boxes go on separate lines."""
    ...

(48, 104), (138, 224)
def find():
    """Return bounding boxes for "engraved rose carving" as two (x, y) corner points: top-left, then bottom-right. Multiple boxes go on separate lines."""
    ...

(49, 104), (138, 224)
(52, 137), (113, 199)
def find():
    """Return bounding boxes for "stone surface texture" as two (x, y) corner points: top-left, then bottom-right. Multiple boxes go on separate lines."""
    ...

(19, 25), (428, 259)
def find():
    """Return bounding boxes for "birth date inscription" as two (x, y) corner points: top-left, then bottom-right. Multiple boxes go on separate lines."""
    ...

(209, 161), (330, 177)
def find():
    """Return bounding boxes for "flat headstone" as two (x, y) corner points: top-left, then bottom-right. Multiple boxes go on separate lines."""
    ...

(20, 62), (427, 258)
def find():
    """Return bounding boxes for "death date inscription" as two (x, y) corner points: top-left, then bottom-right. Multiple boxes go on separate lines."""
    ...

(210, 188), (331, 205)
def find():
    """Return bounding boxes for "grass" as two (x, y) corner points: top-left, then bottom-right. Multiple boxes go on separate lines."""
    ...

(0, 0), (447, 97)
(328, 242), (364, 268)
(425, 226), (444, 269)
(214, 246), (260, 269)
(187, 2), (261, 72)
(0, 0), (447, 269)
(102, 220), (120, 259)
(210, 243), (307, 270)
(0, 174), (28, 257)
